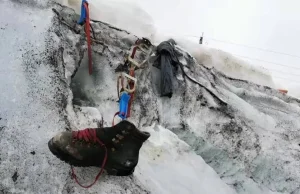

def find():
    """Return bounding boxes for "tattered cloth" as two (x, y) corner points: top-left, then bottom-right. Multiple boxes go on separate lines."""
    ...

(153, 39), (180, 98)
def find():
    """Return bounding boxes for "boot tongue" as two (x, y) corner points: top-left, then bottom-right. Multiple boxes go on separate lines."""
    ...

(95, 120), (150, 143)
(117, 120), (150, 142)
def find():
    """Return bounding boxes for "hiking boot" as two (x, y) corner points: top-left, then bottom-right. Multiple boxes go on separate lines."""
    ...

(48, 120), (150, 176)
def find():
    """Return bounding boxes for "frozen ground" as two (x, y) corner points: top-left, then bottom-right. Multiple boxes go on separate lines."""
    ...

(1, 1), (300, 194)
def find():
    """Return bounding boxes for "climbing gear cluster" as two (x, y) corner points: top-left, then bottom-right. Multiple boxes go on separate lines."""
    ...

(51, 0), (229, 188)
(50, 0), (230, 189)
(64, 0), (154, 188)
(113, 37), (153, 125)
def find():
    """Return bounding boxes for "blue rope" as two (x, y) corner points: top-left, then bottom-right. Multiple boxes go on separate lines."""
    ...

(78, 0), (88, 25)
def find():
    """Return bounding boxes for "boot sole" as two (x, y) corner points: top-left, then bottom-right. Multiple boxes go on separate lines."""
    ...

(48, 138), (84, 166)
(48, 138), (135, 176)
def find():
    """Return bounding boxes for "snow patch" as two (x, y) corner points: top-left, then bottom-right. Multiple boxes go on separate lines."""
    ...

(136, 124), (237, 194)
(173, 38), (276, 88)
(55, 0), (156, 38)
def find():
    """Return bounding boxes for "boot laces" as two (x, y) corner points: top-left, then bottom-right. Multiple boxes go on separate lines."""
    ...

(72, 128), (104, 146)
(71, 128), (108, 188)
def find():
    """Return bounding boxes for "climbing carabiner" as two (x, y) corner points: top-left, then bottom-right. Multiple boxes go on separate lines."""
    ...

(117, 72), (137, 95)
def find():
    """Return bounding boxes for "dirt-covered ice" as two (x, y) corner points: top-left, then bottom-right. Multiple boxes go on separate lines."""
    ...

(1, 1), (300, 194)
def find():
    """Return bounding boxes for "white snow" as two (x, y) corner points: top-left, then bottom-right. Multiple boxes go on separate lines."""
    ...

(174, 39), (276, 88)
(284, 83), (300, 99)
(136, 124), (237, 194)
(55, 0), (156, 38)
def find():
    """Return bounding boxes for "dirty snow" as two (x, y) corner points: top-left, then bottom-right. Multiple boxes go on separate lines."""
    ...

(0, 1), (235, 194)
(58, 0), (276, 89)
(66, 3), (300, 193)
(1, 1), (300, 194)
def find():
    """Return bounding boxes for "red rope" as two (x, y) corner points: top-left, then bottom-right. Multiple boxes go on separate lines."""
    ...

(71, 128), (108, 188)
(125, 45), (138, 118)
(112, 112), (120, 126)
(83, 2), (92, 75)
(131, 46), (138, 58)
(127, 69), (135, 118)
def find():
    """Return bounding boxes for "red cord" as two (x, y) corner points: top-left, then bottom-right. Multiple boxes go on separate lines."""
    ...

(71, 128), (107, 188)
(83, 2), (92, 75)
(127, 69), (135, 118)
(131, 46), (138, 58)
(112, 112), (120, 126)
(125, 44), (139, 118)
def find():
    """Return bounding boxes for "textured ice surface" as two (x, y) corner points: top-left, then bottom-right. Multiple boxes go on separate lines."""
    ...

(1, 1), (300, 194)
(66, 4), (300, 193)
(0, 1), (234, 194)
